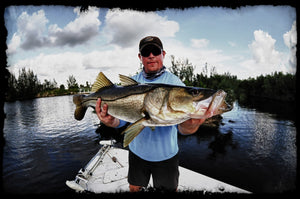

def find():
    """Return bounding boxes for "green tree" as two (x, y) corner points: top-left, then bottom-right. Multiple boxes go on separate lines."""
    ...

(6, 73), (18, 101)
(237, 71), (295, 102)
(67, 75), (79, 92)
(169, 55), (180, 77)
(85, 81), (91, 91)
(169, 55), (195, 85)
(59, 84), (65, 91)
(16, 68), (40, 100)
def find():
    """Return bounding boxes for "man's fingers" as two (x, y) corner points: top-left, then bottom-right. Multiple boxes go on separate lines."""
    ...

(95, 98), (119, 127)
(96, 98), (101, 112)
(101, 103), (108, 115)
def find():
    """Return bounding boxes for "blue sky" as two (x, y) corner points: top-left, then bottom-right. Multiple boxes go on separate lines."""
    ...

(5, 6), (296, 86)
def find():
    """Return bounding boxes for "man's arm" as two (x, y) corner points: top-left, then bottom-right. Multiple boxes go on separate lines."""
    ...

(178, 118), (206, 135)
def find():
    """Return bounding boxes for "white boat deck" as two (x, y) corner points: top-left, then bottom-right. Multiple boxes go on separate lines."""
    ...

(66, 140), (251, 194)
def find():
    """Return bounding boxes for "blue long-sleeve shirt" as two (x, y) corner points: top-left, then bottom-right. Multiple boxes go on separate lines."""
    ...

(117, 71), (185, 161)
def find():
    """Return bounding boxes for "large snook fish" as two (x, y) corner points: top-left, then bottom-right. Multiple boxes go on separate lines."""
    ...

(73, 72), (232, 147)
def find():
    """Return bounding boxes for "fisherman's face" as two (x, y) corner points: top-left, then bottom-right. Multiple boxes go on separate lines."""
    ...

(138, 45), (166, 73)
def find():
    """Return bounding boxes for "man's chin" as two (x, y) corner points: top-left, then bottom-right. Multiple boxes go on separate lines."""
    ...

(145, 65), (160, 73)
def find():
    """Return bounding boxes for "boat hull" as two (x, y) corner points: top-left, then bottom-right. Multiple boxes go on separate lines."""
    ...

(66, 141), (251, 193)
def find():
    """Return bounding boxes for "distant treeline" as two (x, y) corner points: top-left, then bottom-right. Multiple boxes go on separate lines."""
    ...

(6, 57), (296, 103)
(169, 55), (296, 104)
(6, 68), (91, 101)
(237, 72), (296, 102)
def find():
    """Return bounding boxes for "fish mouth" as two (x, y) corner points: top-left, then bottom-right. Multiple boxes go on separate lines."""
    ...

(190, 90), (229, 119)
(190, 96), (212, 118)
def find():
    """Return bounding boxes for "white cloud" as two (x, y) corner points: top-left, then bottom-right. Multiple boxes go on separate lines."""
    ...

(163, 38), (233, 76)
(9, 52), (84, 85)
(236, 30), (289, 79)
(8, 46), (141, 86)
(249, 30), (282, 65)
(103, 9), (179, 48)
(8, 40), (234, 87)
(6, 7), (296, 86)
(283, 20), (297, 73)
(48, 7), (101, 47)
(6, 33), (21, 54)
(6, 6), (101, 54)
(190, 38), (210, 48)
(17, 9), (49, 50)
(283, 21), (297, 49)
(7, 8), (181, 86)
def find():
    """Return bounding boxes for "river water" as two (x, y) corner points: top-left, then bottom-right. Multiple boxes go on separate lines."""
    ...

(2, 95), (297, 194)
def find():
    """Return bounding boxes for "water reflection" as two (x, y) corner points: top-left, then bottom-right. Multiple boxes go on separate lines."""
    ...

(208, 130), (239, 159)
(3, 97), (296, 193)
(251, 112), (277, 159)
(19, 100), (39, 127)
(222, 102), (296, 192)
(3, 96), (101, 193)
(177, 101), (296, 193)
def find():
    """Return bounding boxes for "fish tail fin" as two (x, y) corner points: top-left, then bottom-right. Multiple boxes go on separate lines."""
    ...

(122, 118), (146, 147)
(73, 94), (87, 121)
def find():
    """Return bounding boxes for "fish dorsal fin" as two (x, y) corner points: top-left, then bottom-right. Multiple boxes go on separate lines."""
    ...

(91, 72), (113, 92)
(119, 74), (139, 86)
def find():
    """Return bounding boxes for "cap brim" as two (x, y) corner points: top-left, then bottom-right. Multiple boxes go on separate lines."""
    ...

(139, 43), (162, 52)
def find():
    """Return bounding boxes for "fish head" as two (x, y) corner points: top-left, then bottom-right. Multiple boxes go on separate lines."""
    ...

(168, 87), (195, 113)
(186, 87), (217, 101)
(168, 87), (217, 114)
(186, 88), (232, 119)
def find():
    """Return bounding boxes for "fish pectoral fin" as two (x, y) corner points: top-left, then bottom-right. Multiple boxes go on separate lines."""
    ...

(122, 118), (146, 147)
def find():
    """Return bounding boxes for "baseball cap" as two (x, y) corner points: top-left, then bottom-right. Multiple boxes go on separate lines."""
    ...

(139, 36), (163, 52)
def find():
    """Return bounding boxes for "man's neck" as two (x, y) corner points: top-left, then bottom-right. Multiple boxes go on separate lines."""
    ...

(142, 66), (166, 80)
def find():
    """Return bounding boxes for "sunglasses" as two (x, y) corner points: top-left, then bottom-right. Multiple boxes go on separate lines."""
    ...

(140, 45), (162, 57)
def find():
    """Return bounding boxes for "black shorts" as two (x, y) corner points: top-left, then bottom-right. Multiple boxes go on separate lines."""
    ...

(128, 150), (179, 192)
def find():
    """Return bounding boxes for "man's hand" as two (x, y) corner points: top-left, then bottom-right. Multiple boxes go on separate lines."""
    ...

(178, 118), (206, 135)
(95, 98), (120, 128)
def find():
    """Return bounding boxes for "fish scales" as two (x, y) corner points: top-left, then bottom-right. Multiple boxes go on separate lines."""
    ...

(102, 93), (147, 123)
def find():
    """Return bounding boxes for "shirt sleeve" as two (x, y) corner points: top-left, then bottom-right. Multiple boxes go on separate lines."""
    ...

(167, 72), (186, 86)
(116, 119), (127, 128)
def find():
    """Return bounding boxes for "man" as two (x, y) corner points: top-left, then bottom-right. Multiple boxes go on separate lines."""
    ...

(95, 36), (205, 192)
